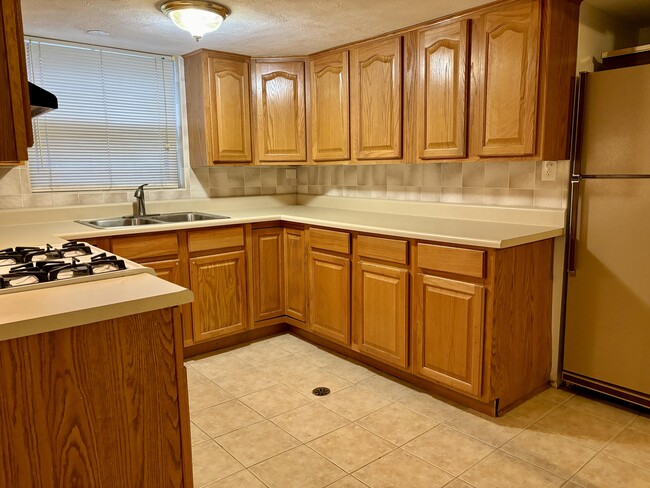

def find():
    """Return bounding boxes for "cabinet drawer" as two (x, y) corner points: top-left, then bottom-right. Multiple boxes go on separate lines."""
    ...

(310, 228), (350, 254)
(188, 226), (245, 254)
(111, 233), (178, 261)
(357, 235), (408, 264)
(417, 243), (485, 278)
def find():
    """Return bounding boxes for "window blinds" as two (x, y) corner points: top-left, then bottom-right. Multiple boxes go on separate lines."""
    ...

(25, 39), (181, 191)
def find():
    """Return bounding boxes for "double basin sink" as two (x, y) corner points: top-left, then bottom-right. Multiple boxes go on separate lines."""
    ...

(77, 212), (230, 229)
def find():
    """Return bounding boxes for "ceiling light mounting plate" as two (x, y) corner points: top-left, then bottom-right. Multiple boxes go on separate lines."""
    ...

(160, 0), (230, 42)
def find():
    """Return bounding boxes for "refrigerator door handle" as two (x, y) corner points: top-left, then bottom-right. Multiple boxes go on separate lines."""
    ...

(569, 72), (588, 178)
(567, 178), (580, 275)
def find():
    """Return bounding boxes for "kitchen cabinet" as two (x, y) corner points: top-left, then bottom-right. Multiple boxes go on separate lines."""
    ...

(470, 0), (541, 157)
(416, 20), (469, 160)
(350, 37), (403, 161)
(284, 227), (307, 324)
(184, 50), (253, 166)
(252, 227), (284, 322)
(253, 59), (307, 162)
(0, 0), (32, 165)
(309, 50), (350, 162)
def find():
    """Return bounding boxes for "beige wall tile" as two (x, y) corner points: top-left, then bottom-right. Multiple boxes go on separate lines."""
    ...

(441, 187), (462, 203)
(508, 189), (534, 207)
(404, 165), (423, 187)
(0, 195), (23, 209)
(441, 163), (462, 187)
(462, 188), (484, 204)
(422, 163), (441, 187)
(484, 188), (509, 206)
(386, 165), (404, 186)
(0, 168), (22, 195)
(509, 161), (536, 188)
(78, 192), (105, 205)
(462, 163), (485, 187)
(484, 162), (509, 188)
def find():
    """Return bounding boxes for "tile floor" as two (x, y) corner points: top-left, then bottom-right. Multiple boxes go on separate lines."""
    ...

(185, 333), (650, 488)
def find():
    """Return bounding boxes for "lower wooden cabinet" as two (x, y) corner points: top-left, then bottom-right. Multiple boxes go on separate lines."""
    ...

(284, 227), (307, 324)
(308, 251), (351, 345)
(190, 251), (248, 342)
(354, 261), (409, 369)
(413, 273), (485, 397)
(252, 227), (284, 322)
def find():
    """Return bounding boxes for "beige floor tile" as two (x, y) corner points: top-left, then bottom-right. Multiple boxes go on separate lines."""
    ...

(191, 421), (210, 446)
(323, 356), (377, 383)
(272, 403), (349, 442)
(505, 396), (558, 424)
(258, 355), (321, 381)
(537, 387), (574, 405)
(190, 353), (251, 380)
(562, 483), (583, 488)
(250, 445), (346, 488)
(296, 346), (343, 367)
(268, 334), (319, 354)
(356, 403), (438, 445)
(461, 451), (565, 488)
(239, 383), (312, 418)
(188, 382), (234, 412)
(186, 365), (210, 387)
(534, 405), (625, 450)
(501, 426), (597, 478)
(216, 420), (300, 467)
(572, 452), (650, 488)
(213, 367), (279, 397)
(319, 385), (392, 421)
(564, 395), (637, 426)
(403, 424), (494, 476)
(397, 391), (465, 422)
(326, 475), (369, 487)
(353, 449), (452, 488)
(282, 367), (353, 398)
(357, 373), (417, 401)
(231, 342), (292, 365)
(629, 415), (650, 435)
(192, 440), (244, 487)
(308, 424), (396, 472)
(205, 469), (266, 488)
(603, 428), (650, 470)
(192, 399), (264, 437)
(443, 480), (474, 488)
(444, 410), (528, 447)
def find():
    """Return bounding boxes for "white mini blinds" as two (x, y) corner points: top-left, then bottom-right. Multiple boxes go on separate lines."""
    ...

(25, 39), (181, 191)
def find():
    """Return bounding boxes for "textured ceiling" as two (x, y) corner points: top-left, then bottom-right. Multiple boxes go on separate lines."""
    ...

(584, 0), (650, 24)
(21, 0), (494, 56)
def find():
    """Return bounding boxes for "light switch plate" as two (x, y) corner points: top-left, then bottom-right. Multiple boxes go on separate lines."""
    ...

(285, 169), (297, 179)
(541, 161), (556, 181)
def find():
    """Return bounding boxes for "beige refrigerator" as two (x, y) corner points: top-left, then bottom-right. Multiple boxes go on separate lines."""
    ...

(563, 61), (650, 408)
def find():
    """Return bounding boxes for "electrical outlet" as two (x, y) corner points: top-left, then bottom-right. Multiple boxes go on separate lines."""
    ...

(541, 161), (556, 181)
(285, 169), (297, 179)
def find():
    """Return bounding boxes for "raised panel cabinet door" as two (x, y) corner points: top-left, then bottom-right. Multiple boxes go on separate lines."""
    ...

(252, 227), (284, 322)
(310, 50), (350, 161)
(417, 20), (469, 159)
(413, 274), (485, 396)
(351, 37), (403, 160)
(190, 251), (248, 342)
(355, 261), (409, 369)
(284, 228), (307, 324)
(309, 251), (351, 345)
(472, 1), (540, 156)
(208, 56), (252, 162)
(254, 60), (307, 162)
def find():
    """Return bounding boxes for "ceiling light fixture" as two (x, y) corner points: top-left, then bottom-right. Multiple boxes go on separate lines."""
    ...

(160, 1), (230, 42)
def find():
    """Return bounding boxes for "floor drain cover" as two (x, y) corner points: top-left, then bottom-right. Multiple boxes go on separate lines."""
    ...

(312, 386), (331, 396)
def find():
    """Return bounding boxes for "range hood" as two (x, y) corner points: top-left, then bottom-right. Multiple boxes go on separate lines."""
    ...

(28, 82), (58, 117)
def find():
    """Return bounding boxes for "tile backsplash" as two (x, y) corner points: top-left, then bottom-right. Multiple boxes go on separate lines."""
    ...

(0, 161), (568, 210)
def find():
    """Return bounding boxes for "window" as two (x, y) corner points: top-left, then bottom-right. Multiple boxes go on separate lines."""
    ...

(25, 39), (182, 191)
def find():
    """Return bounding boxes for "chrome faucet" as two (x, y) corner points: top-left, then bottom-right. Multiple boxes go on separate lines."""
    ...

(134, 184), (148, 216)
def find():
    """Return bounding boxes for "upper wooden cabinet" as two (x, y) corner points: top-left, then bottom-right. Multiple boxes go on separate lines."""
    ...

(184, 50), (252, 165)
(309, 51), (350, 162)
(0, 0), (32, 165)
(350, 37), (403, 160)
(254, 60), (307, 162)
(416, 21), (469, 160)
(471, 1), (541, 157)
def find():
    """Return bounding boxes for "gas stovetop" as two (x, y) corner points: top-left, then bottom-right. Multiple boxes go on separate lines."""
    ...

(0, 242), (152, 295)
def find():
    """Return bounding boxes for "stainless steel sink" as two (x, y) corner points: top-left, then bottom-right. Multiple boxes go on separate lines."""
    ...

(77, 212), (230, 229)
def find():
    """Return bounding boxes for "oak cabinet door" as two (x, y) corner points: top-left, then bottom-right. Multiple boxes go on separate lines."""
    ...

(355, 261), (409, 369)
(417, 20), (469, 160)
(309, 251), (351, 345)
(413, 274), (485, 396)
(284, 228), (307, 324)
(252, 227), (284, 322)
(254, 60), (307, 162)
(190, 251), (248, 342)
(350, 37), (402, 160)
(310, 50), (350, 162)
(208, 56), (252, 162)
(471, 1), (540, 157)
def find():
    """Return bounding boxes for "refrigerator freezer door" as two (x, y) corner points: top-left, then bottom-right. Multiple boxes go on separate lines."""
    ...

(564, 179), (650, 394)
(580, 64), (650, 175)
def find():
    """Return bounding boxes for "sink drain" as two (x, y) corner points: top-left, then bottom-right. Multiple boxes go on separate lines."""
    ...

(312, 386), (331, 397)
